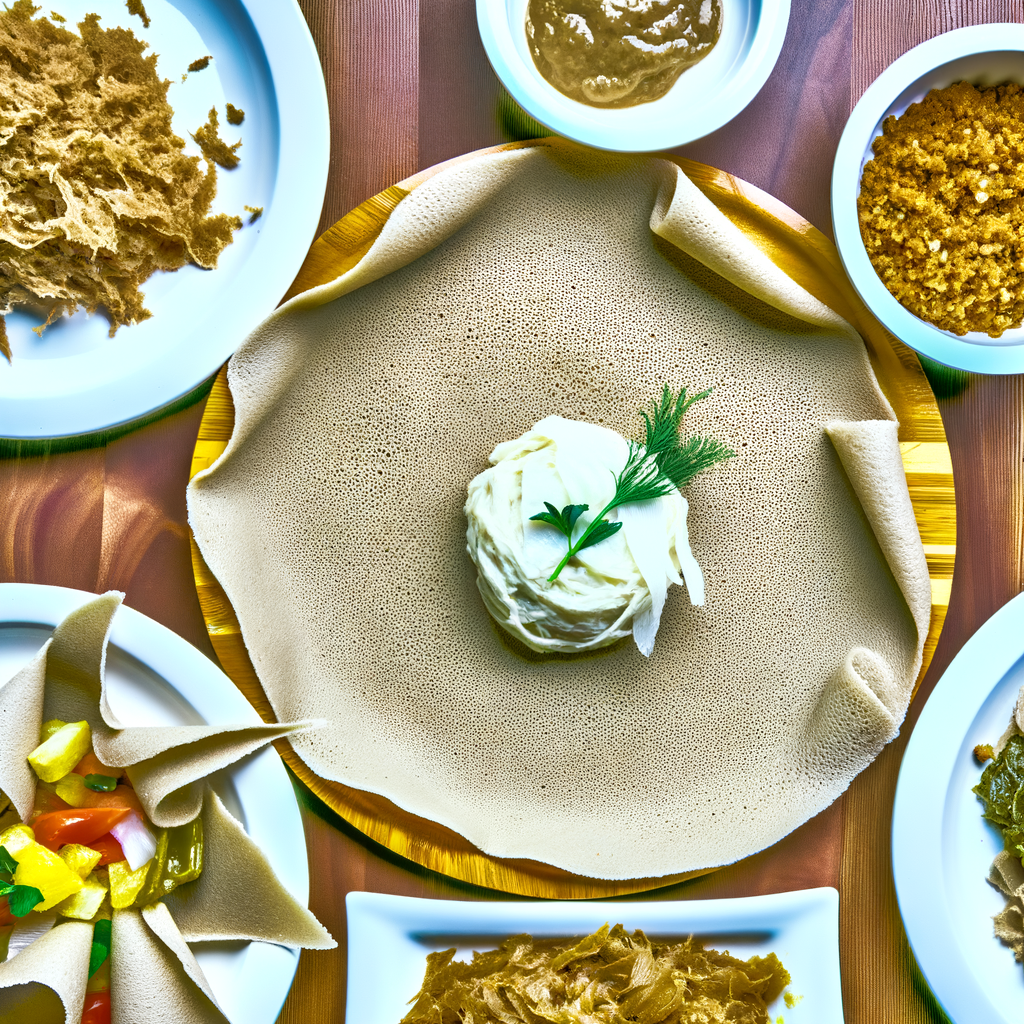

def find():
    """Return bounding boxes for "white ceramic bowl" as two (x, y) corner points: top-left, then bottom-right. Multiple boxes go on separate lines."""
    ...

(476, 0), (790, 152)
(832, 24), (1024, 374)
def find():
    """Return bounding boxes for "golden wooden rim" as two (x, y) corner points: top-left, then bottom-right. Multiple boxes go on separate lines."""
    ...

(189, 141), (955, 898)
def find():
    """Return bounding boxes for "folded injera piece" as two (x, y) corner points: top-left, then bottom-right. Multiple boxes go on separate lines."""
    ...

(188, 140), (931, 880)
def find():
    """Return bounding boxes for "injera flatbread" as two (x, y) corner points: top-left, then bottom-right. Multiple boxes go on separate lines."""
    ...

(0, 593), (335, 1020)
(0, 920), (91, 1024)
(39, 592), (320, 828)
(188, 140), (931, 880)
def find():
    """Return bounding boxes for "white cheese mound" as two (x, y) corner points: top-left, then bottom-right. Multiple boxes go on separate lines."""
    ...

(464, 415), (703, 656)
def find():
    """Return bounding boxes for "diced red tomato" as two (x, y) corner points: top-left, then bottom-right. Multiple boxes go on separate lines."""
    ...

(87, 833), (125, 866)
(81, 991), (110, 1024)
(80, 785), (144, 815)
(72, 753), (122, 780)
(32, 808), (131, 852)
(0, 899), (16, 928)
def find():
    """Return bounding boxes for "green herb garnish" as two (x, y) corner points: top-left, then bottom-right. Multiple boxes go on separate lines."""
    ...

(4, 882), (44, 917)
(0, 844), (44, 917)
(0, 846), (17, 875)
(529, 502), (623, 566)
(975, 734), (1024, 861)
(84, 774), (118, 792)
(531, 386), (734, 582)
(89, 918), (112, 977)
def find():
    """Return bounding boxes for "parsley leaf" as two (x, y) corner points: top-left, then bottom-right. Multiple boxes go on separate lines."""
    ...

(528, 502), (588, 540)
(536, 386), (734, 581)
(0, 845), (17, 876)
(575, 518), (623, 552)
(0, 882), (44, 917)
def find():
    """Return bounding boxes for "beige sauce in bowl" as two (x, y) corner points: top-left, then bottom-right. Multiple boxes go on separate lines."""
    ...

(526, 0), (722, 108)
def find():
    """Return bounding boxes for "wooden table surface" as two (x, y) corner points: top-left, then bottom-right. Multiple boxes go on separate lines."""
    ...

(3, 0), (1024, 1021)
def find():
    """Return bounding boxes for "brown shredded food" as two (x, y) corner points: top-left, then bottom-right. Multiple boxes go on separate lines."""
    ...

(0, 1), (241, 357)
(125, 0), (149, 28)
(401, 923), (791, 1024)
(192, 106), (242, 170)
(859, 81), (1024, 337)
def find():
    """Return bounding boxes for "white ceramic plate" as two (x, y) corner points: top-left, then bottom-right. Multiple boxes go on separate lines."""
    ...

(477, 0), (790, 152)
(0, 0), (329, 439)
(0, 583), (309, 1024)
(892, 590), (1024, 1024)
(346, 889), (842, 1024)
(832, 24), (1024, 374)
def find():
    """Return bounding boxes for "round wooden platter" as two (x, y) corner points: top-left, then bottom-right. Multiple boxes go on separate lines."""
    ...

(189, 141), (955, 899)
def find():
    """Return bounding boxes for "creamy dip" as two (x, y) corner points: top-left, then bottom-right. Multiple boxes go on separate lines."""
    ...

(526, 0), (722, 108)
(465, 415), (704, 656)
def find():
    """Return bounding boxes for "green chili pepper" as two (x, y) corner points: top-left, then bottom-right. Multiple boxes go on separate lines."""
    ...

(83, 774), (118, 792)
(132, 818), (203, 907)
(89, 918), (112, 976)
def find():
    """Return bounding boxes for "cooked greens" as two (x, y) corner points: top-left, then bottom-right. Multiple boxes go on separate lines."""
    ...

(975, 733), (1024, 862)
(402, 922), (790, 1024)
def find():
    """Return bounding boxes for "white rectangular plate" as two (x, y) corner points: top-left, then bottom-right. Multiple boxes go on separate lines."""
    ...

(346, 888), (842, 1023)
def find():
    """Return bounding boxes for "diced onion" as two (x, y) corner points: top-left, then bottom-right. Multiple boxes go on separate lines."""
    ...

(109, 811), (156, 871)
(6, 910), (55, 961)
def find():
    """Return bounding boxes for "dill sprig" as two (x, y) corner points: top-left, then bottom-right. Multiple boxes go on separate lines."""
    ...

(531, 385), (734, 582)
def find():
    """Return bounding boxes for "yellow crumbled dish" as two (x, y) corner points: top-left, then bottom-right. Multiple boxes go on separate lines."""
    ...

(858, 81), (1024, 337)
(0, 1), (241, 358)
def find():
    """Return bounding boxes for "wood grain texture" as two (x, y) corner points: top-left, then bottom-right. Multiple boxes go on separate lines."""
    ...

(678, 0), (852, 237)
(298, 0), (420, 233)
(853, 0), (1024, 100)
(418, 0), (504, 169)
(0, 400), (215, 658)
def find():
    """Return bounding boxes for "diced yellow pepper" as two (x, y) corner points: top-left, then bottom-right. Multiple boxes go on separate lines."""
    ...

(27, 721), (91, 784)
(13, 842), (84, 910)
(56, 875), (108, 920)
(0, 824), (34, 856)
(108, 860), (151, 909)
(55, 773), (89, 808)
(60, 844), (102, 879)
(39, 719), (68, 742)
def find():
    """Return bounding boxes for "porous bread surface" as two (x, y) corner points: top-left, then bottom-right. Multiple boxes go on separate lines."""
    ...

(188, 142), (930, 880)
(39, 591), (317, 828)
(112, 908), (227, 1024)
(0, 918), (92, 1024)
(162, 787), (335, 948)
(0, 639), (48, 821)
